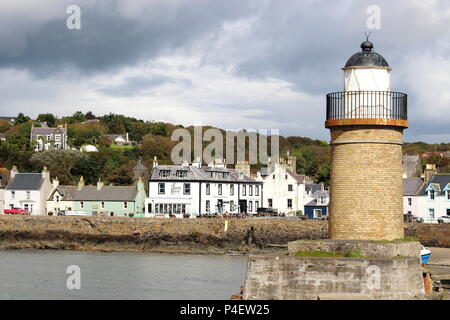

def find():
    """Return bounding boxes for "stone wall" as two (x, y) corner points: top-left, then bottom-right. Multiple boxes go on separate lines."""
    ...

(329, 125), (405, 240)
(243, 254), (424, 300)
(0, 216), (327, 254)
(0, 216), (448, 253)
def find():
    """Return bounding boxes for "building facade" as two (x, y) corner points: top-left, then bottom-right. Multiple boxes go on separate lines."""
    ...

(416, 174), (450, 222)
(403, 177), (424, 218)
(70, 178), (146, 217)
(256, 158), (313, 215)
(304, 189), (330, 220)
(145, 159), (263, 217)
(31, 124), (69, 151)
(4, 166), (53, 215)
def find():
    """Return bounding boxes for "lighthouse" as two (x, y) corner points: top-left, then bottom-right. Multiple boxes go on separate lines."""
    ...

(326, 39), (408, 240)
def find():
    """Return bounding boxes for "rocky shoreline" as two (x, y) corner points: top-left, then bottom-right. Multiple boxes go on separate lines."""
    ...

(0, 216), (448, 254)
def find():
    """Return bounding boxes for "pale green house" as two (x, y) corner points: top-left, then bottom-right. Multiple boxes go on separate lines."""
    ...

(72, 178), (146, 217)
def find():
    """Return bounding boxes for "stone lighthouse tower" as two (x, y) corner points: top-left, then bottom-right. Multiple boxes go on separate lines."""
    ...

(326, 39), (408, 240)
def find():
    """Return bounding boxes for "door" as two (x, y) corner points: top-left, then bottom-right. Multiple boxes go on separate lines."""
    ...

(217, 200), (223, 214)
(239, 200), (247, 214)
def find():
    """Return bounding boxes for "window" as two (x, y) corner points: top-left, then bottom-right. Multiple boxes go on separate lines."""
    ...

(47, 135), (52, 140)
(224, 173), (229, 179)
(230, 200), (234, 211)
(218, 184), (222, 195)
(81, 201), (84, 209)
(255, 185), (259, 196)
(447, 191), (450, 201)
(55, 135), (61, 142)
(408, 198), (412, 206)
(56, 195), (60, 203)
(249, 201), (253, 212)
(273, 175), (275, 179)
(26, 191), (31, 200)
(255, 201), (259, 210)
(230, 184), (234, 196)
(287, 199), (293, 209)
(268, 199), (273, 208)
(124, 202), (128, 209)
(447, 209), (450, 216)
(206, 200), (210, 212)
(249, 185), (253, 196)
(429, 189), (435, 200)
(285, 174), (288, 180)
(429, 208), (435, 218)
(159, 170), (171, 178)
(243, 185), (246, 196)
(206, 184), (210, 195)
(184, 183), (191, 195)
(101, 202), (105, 209)
(288, 184), (293, 191)
(11, 191), (15, 199)
(158, 183), (165, 194)
(176, 170), (187, 178)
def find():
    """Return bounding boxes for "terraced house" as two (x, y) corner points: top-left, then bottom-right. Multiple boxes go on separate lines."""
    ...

(69, 177), (146, 217)
(146, 158), (263, 217)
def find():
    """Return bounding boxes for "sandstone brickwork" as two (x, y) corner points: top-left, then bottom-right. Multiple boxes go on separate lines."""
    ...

(329, 125), (405, 240)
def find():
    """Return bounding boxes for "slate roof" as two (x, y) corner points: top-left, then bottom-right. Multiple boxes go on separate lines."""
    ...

(31, 127), (67, 135)
(419, 174), (450, 195)
(6, 173), (44, 190)
(71, 186), (139, 201)
(285, 169), (311, 184)
(305, 184), (322, 194)
(48, 186), (78, 201)
(403, 178), (425, 196)
(133, 160), (148, 172)
(305, 190), (330, 206)
(151, 165), (259, 183)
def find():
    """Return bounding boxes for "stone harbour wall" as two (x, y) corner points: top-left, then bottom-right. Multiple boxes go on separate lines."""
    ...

(0, 216), (448, 254)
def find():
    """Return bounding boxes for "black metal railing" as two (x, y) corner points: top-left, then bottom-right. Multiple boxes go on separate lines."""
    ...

(326, 91), (407, 121)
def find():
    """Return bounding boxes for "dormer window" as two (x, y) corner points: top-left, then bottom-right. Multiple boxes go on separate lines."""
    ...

(176, 170), (187, 178)
(428, 189), (435, 200)
(159, 170), (171, 178)
(223, 173), (229, 179)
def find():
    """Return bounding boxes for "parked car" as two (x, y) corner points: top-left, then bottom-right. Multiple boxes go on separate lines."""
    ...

(256, 208), (277, 216)
(57, 210), (66, 216)
(437, 216), (450, 224)
(64, 211), (87, 216)
(4, 208), (30, 215)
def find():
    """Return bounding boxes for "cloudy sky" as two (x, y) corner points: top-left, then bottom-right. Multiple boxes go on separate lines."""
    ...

(0, 0), (449, 142)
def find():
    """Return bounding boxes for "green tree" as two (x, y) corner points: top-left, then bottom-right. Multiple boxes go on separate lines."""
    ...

(36, 113), (57, 127)
(15, 113), (30, 124)
(31, 149), (86, 184)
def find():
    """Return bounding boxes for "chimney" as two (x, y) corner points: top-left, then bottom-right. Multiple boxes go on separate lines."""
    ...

(52, 177), (59, 189)
(153, 156), (159, 168)
(78, 176), (85, 190)
(424, 163), (438, 183)
(192, 156), (202, 168)
(10, 165), (18, 179)
(97, 178), (104, 191)
(42, 166), (50, 181)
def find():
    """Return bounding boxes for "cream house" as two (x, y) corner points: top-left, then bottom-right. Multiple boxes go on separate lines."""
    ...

(4, 166), (53, 215)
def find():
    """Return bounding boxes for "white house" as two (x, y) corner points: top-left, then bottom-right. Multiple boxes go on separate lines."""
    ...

(0, 170), (9, 213)
(31, 124), (69, 151)
(4, 166), (53, 215)
(256, 163), (313, 215)
(145, 159), (263, 217)
(416, 174), (450, 223)
(403, 177), (424, 218)
(101, 133), (129, 145)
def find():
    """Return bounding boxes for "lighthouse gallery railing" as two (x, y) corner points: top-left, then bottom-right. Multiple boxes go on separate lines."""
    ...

(326, 91), (407, 121)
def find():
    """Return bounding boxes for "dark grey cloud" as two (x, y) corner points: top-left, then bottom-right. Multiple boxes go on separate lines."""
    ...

(0, 0), (449, 142)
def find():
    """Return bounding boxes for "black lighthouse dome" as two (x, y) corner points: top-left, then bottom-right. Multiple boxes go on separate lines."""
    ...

(344, 40), (389, 68)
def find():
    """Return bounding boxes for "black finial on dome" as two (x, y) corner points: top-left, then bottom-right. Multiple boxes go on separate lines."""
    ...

(344, 35), (389, 68)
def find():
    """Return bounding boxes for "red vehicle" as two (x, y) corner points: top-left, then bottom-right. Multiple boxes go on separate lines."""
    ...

(3, 207), (30, 215)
